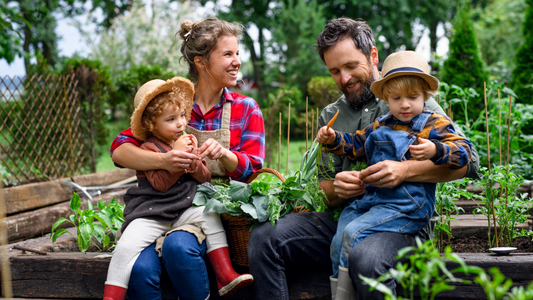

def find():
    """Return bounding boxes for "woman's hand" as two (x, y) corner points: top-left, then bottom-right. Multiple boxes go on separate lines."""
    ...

(162, 148), (197, 172)
(197, 138), (227, 160)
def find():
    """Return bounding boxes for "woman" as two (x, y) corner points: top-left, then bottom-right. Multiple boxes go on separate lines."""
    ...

(110, 17), (265, 300)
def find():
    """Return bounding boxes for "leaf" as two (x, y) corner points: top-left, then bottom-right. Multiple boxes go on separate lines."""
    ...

(93, 224), (105, 243)
(196, 183), (217, 198)
(95, 212), (112, 229)
(50, 217), (69, 236)
(204, 198), (229, 214)
(240, 203), (258, 219)
(229, 180), (252, 202)
(78, 222), (94, 252)
(103, 235), (111, 248)
(193, 191), (208, 206)
(51, 228), (72, 243)
(70, 192), (81, 212)
(252, 195), (270, 222)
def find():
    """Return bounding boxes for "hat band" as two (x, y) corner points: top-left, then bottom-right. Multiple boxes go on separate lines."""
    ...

(384, 67), (425, 78)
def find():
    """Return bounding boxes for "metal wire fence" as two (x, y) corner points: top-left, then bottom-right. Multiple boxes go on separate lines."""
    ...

(0, 74), (87, 185)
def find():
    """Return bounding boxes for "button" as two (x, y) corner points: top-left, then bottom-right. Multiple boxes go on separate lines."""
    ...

(364, 108), (369, 112)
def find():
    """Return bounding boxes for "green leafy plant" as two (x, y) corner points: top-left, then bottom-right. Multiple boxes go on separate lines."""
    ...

(473, 165), (533, 248)
(434, 179), (470, 252)
(361, 239), (533, 300)
(50, 192), (125, 252)
(360, 238), (483, 300)
(193, 174), (328, 226)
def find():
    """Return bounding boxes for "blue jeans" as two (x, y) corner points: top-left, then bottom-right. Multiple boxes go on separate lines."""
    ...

(248, 212), (427, 300)
(127, 230), (209, 300)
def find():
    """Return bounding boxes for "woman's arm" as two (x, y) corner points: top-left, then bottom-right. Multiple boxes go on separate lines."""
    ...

(112, 143), (197, 172)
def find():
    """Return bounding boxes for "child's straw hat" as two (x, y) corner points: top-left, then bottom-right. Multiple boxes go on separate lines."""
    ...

(131, 77), (194, 141)
(371, 51), (439, 100)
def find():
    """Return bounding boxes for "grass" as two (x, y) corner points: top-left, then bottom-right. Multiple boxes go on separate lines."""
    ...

(96, 118), (130, 173)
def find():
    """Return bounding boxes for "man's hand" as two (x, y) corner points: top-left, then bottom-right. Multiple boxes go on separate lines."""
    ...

(409, 138), (437, 161)
(359, 160), (409, 188)
(333, 171), (366, 199)
(317, 126), (336, 145)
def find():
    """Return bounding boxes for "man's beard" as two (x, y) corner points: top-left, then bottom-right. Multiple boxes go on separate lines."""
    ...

(342, 67), (375, 108)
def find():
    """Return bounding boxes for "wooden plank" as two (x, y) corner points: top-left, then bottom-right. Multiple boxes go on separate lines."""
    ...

(3, 180), (72, 215)
(4, 250), (532, 300)
(4, 189), (127, 243)
(71, 168), (135, 187)
(3, 169), (135, 215)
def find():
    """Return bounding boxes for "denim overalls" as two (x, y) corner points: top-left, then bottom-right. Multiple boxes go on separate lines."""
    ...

(330, 110), (436, 277)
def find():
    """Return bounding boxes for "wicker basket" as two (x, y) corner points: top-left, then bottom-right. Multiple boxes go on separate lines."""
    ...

(221, 168), (285, 266)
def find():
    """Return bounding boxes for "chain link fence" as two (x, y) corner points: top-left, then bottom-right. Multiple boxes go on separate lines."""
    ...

(1, 74), (88, 185)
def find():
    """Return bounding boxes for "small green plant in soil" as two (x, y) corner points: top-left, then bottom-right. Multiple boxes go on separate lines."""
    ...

(473, 165), (532, 248)
(360, 238), (483, 300)
(50, 192), (124, 252)
(434, 179), (471, 252)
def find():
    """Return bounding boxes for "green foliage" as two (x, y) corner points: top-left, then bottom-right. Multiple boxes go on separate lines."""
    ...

(511, 0), (533, 105)
(59, 57), (114, 173)
(473, 0), (526, 83)
(434, 180), (470, 252)
(112, 64), (176, 113)
(439, 2), (489, 123)
(193, 174), (328, 227)
(0, 1), (29, 64)
(361, 239), (533, 300)
(78, 0), (189, 81)
(307, 76), (342, 110)
(440, 82), (533, 179)
(472, 165), (533, 248)
(266, 0), (329, 92)
(361, 238), (483, 300)
(50, 192), (125, 252)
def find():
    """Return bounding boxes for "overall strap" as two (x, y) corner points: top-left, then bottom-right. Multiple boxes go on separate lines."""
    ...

(144, 140), (167, 153)
(220, 102), (231, 130)
(408, 110), (433, 138)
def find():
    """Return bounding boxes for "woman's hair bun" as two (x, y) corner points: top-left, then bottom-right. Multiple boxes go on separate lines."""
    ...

(178, 20), (194, 41)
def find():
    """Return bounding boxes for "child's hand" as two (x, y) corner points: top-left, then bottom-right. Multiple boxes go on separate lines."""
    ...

(409, 138), (437, 161)
(317, 126), (336, 144)
(174, 134), (193, 152)
(189, 134), (199, 169)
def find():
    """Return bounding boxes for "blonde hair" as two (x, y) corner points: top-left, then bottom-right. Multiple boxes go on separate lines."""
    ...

(382, 75), (436, 102)
(141, 87), (193, 137)
(177, 17), (244, 81)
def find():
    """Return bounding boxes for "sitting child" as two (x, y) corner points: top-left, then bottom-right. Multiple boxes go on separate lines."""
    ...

(103, 77), (253, 300)
(316, 51), (473, 299)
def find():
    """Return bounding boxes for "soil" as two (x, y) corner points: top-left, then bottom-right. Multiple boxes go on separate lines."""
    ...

(443, 236), (533, 253)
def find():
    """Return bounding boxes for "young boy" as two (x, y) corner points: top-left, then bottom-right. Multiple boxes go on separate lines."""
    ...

(103, 77), (252, 300)
(316, 51), (473, 297)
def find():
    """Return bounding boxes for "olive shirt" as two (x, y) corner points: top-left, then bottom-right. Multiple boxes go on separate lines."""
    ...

(317, 94), (481, 184)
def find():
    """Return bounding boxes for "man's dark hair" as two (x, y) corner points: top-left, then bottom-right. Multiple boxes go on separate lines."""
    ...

(316, 18), (376, 62)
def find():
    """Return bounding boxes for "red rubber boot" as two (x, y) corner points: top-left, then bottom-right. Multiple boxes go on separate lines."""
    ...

(207, 247), (254, 296)
(103, 284), (127, 300)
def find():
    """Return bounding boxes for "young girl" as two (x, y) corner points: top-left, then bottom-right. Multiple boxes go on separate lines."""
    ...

(103, 77), (253, 300)
(317, 51), (473, 299)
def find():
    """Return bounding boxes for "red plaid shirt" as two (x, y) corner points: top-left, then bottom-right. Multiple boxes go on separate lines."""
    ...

(111, 88), (265, 182)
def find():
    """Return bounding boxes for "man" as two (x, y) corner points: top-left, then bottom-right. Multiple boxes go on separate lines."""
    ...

(248, 18), (479, 300)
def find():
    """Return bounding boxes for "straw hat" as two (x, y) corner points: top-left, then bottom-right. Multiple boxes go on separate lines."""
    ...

(371, 51), (439, 100)
(131, 77), (194, 141)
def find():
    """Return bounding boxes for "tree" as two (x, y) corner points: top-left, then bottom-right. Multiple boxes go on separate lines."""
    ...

(473, 0), (526, 83)
(439, 2), (488, 124)
(78, 0), (190, 80)
(0, 0), (131, 73)
(511, 0), (533, 104)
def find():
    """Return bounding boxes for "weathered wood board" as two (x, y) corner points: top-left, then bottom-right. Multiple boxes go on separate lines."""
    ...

(3, 168), (134, 215)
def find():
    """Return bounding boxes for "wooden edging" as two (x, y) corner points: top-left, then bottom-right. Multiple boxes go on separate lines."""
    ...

(2, 168), (135, 216)
(3, 249), (532, 300)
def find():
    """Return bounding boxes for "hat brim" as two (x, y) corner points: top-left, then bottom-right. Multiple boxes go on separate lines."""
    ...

(131, 77), (194, 141)
(371, 71), (439, 100)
